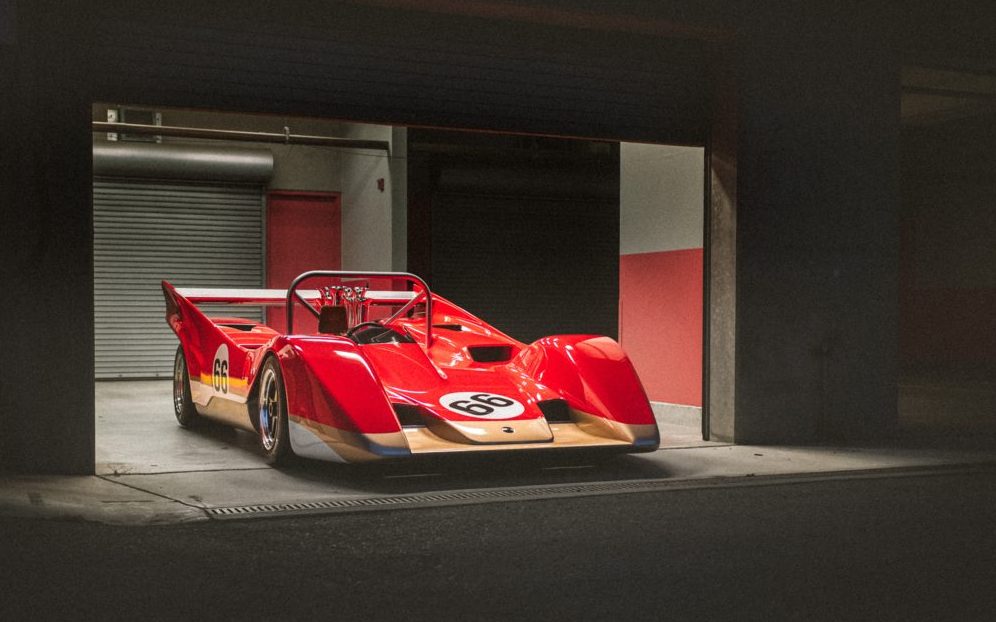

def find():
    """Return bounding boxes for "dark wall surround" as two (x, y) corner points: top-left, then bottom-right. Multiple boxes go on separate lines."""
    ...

(7, 0), (991, 471)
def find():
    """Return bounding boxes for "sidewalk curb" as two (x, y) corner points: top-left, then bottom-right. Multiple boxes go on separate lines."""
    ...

(3, 460), (994, 526)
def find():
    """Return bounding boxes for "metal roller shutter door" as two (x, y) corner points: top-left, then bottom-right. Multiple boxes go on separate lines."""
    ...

(93, 179), (264, 379)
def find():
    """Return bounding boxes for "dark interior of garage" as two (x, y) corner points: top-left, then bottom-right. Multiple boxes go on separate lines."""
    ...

(408, 129), (620, 342)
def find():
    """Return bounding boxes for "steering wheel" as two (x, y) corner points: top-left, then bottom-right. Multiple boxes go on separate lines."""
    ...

(345, 321), (385, 339)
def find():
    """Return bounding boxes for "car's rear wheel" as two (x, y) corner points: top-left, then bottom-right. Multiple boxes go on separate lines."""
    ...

(173, 346), (201, 427)
(257, 357), (292, 464)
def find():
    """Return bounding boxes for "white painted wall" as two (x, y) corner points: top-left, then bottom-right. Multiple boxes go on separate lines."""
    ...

(620, 143), (704, 255)
(339, 124), (407, 271)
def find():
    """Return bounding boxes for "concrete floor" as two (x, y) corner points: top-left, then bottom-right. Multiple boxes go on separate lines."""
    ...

(96, 381), (266, 475)
(13, 380), (975, 525)
(95, 380), (717, 475)
(5, 471), (996, 621)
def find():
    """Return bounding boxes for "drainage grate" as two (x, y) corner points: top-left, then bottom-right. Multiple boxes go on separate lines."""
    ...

(205, 479), (671, 520)
(203, 463), (996, 521)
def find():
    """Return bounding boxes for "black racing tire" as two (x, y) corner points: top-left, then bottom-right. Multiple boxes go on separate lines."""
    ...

(256, 356), (293, 465)
(172, 346), (201, 428)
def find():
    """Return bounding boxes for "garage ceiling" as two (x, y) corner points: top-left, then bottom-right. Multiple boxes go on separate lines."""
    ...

(90, 2), (711, 145)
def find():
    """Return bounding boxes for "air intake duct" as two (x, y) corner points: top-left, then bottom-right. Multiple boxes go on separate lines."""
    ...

(537, 399), (572, 423)
(391, 403), (424, 427)
(467, 345), (514, 363)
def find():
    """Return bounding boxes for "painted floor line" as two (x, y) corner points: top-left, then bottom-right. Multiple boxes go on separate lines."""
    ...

(98, 466), (272, 477)
(95, 474), (208, 513)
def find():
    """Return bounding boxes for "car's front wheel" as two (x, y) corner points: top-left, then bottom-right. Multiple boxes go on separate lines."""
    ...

(257, 357), (292, 464)
(173, 346), (201, 427)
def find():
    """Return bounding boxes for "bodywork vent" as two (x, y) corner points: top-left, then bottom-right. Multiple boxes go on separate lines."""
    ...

(537, 399), (572, 423)
(392, 403), (424, 427)
(219, 323), (256, 331)
(467, 345), (513, 363)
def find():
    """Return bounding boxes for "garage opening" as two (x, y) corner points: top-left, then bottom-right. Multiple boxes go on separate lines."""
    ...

(899, 66), (996, 436)
(92, 105), (710, 473)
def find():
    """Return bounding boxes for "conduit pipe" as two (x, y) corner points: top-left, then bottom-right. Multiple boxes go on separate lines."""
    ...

(92, 121), (391, 153)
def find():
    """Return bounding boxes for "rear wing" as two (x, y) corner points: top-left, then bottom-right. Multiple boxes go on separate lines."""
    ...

(173, 288), (416, 306)
(164, 270), (433, 346)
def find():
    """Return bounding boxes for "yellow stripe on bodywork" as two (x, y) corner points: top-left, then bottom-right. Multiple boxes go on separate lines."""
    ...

(197, 373), (249, 397)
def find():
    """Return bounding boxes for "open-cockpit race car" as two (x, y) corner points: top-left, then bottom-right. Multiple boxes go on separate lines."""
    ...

(163, 271), (660, 464)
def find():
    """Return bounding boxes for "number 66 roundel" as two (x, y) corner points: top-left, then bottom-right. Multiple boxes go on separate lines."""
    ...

(439, 392), (525, 419)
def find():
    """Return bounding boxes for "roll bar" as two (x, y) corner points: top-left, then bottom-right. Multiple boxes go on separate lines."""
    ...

(285, 270), (432, 347)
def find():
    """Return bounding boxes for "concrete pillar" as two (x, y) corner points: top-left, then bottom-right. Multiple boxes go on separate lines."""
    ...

(705, 48), (738, 442)
(0, 3), (95, 473)
(390, 127), (408, 272)
(732, 40), (901, 442)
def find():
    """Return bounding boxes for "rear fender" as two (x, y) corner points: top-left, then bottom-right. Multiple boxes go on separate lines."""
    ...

(162, 281), (253, 404)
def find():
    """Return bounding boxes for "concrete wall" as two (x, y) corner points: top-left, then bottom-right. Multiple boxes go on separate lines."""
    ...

(901, 119), (996, 370)
(619, 145), (704, 407)
(92, 105), (344, 192)
(1, 5), (95, 473)
(732, 40), (901, 442)
(620, 145), (704, 255)
(91, 106), (409, 275)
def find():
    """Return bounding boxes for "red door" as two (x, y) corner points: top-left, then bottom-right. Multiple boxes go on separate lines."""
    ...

(266, 191), (341, 333)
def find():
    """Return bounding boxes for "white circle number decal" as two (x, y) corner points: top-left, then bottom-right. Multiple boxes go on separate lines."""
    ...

(440, 392), (524, 419)
(212, 343), (229, 394)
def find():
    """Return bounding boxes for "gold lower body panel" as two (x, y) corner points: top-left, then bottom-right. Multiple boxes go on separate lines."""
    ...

(289, 412), (659, 462)
(403, 421), (654, 454)
(190, 379), (255, 432)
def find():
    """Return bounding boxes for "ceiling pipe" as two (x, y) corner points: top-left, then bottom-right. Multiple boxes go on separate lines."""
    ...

(92, 121), (391, 154)
(93, 142), (274, 182)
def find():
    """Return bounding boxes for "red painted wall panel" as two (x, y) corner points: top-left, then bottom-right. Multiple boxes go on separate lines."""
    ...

(899, 208), (996, 368)
(901, 288), (996, 366)
(619, 248), (703, 406)
(266, 191), (341, 333)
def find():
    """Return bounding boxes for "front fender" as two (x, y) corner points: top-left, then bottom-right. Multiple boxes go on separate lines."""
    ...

(512, 335), (656, 427)
(263, 336), (402, 434)
(254, 336), (411, 462)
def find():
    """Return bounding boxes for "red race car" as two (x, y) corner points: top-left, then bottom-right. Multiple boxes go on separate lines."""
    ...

(163, 271), (659, 464)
